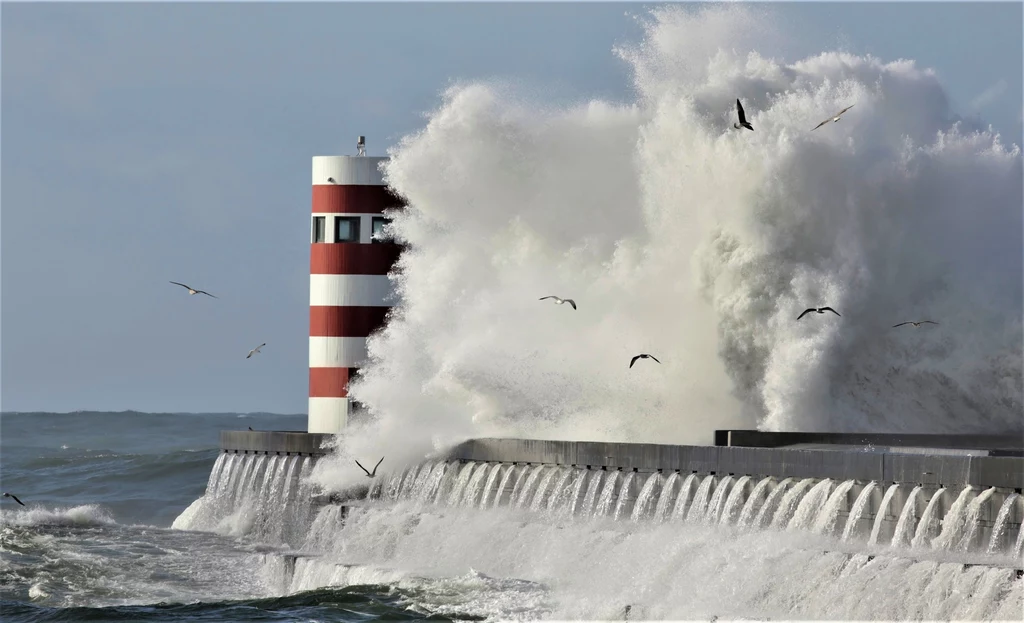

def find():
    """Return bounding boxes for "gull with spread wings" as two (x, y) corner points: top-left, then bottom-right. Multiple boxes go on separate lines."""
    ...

(355, 457), (384, 478)
(539, 296), (576, 310)
(893, 320), (939, 328)
(170, 281), (218, 298)
(797, 307), (841, 320)
(733, 99), (754, 131)
(629, 354), (661, 368)
(811, 105), (855, 131)
(246, 343), (266, 359)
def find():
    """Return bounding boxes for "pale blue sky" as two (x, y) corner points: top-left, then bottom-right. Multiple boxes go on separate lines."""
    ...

(2, 2), (1021, 414)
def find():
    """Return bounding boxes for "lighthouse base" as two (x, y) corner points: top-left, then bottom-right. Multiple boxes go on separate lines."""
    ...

(308, 397), (349, 434)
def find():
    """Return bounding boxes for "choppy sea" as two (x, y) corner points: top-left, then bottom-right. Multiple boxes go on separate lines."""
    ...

(0, 411), (462, 623)
(4, 410), (1023, 622)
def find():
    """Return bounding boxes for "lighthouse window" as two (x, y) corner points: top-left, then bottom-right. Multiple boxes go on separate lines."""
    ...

(312, 216), (326, 243)
(371, 216), (391, 243)
(334, 216), (360, 243)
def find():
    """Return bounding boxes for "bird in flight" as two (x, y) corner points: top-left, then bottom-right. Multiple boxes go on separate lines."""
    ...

(893, 320), (939, 328)
(170, 281), (217, 298)
(246, 343), (266, 359)
(733, 98), (754, 131)
(355, 457), (384, 478)
(797, 307), (841, 320)
(629, 354), (661, 368)
(539, 296), (576, 310)
(3, 492), (25, 506)
(811, 104), (855, 131)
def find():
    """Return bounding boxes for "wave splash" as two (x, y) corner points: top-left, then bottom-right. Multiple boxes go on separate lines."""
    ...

(322, 5), (1022, 482)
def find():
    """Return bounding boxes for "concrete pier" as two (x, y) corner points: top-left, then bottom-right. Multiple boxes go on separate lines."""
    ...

(442, 434), (1024, 490)
(220, 428), (1023, 555)
(218, 429), (1024, 489)
(435, 433), (1023, 554)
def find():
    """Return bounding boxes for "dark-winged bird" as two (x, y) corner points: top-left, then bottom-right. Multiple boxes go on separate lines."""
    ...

(3, 492), (25, 506)
(170, 281), (217, 298)
(733, 99), (753, 131)
(356, 457), (385, 478)
(893, 320), (938, 328)
(797, 307), (841, 320)
(629, 354), (661, 368)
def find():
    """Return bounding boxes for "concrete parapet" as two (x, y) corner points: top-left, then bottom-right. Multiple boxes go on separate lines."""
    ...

(219, 430), (333, 456)
(714, 430), (1024, 453)
(443, 438), (1024, 491)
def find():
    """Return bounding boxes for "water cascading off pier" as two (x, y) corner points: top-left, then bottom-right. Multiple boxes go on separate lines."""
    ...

(173, 430), (1024, 619)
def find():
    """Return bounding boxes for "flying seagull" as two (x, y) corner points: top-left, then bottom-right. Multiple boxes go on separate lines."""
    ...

(3, 492), (25, 506)
(355, 457), (384, 478)
(246, 343), (266, 359)
(629, 354), (661, 368)
(733, 99), (754, 131)
(797, 307), (841, 320)
(539, 296), (576, 310)
(169, 281), (217, 298)
(811, 105), (855, 131)
(893, 320), (939, 328)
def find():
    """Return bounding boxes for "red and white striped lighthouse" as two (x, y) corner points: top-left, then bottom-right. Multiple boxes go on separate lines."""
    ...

(308, 137), (403, 434)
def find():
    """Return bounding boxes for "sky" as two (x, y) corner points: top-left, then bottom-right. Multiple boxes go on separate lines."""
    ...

(2, 1), (1021, 414)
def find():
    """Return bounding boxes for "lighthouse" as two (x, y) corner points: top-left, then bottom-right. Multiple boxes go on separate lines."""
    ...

(308, 137), (404, 434)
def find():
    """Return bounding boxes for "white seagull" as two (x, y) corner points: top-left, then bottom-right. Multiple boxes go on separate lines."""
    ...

(797, 306), (841, 320)
(733, 98), (754, 131)
(170, 281), (217, 298)
(246, 343), (266, 359)
(539, 296), (576, 310)
(893, 320), (939, 329)
(629, 353), (661, 368)
(811, 104), (855, 131)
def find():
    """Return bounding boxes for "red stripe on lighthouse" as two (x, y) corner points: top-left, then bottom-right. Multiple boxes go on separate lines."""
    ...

(312, 185), (404, 214)
(310, 243), (402, 275)
(309, 367), (352, 397)
(309, 306), (391, 337)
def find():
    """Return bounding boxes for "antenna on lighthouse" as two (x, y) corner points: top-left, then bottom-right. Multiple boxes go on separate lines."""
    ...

(357, 136), (366, 157)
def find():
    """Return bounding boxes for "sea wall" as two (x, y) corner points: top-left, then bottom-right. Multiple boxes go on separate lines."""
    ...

(442, 437), (1024, 489)
(218, 430), (1024, 489)
(218, 429), (1024, 554)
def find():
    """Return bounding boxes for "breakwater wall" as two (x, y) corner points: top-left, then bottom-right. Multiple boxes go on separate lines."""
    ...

(218, 429), (1024, 556)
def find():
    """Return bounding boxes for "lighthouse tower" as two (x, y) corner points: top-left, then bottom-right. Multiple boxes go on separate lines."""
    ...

(308, 137), (403, 434)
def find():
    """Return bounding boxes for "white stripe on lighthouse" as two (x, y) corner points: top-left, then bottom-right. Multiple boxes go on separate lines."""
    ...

(309, 336), (369, 368)
(309, 274), (393, 307)
(308, 397), (351, 434)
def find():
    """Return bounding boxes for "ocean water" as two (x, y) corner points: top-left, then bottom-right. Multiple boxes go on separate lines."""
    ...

(0, 411), (463, 622)
(5, 410), (1023, 622)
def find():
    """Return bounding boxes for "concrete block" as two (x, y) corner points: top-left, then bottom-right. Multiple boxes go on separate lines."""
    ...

(449, 438), (576, 465)
(219, 430), (333, 456)
(884, 454), (971, 486)
(969, 457), (1024, 490)
(716, 430), (1024, 452)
